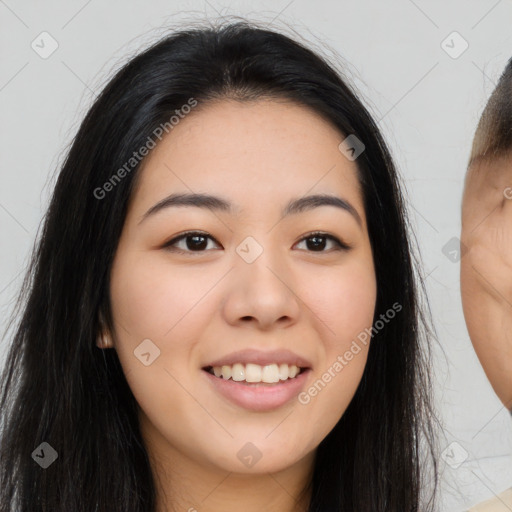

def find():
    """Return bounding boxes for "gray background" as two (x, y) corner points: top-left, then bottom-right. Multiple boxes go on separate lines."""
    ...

(1, 1), (511, 510)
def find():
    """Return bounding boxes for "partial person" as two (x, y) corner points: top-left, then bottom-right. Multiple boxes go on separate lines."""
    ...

(461, 58), (512, 512)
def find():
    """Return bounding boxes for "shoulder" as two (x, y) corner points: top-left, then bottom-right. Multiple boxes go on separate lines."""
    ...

(468, 488), (512, 511)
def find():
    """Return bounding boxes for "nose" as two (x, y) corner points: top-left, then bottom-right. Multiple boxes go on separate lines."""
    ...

(221, 244), (301, 331)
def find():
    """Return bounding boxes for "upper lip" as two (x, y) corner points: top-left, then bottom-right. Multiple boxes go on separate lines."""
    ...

(203, 349), (312, 369)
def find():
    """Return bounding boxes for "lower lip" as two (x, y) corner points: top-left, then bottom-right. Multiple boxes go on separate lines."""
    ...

(202, 368), (311, 412)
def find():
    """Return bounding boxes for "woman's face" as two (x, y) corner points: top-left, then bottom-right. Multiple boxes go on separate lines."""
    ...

(106, 99), (377, 475)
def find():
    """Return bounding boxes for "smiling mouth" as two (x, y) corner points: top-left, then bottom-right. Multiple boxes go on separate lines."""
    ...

(202, 363), (308, 384)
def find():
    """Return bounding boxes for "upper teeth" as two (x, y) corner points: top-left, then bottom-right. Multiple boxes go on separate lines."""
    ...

(210, 363), (301, 383)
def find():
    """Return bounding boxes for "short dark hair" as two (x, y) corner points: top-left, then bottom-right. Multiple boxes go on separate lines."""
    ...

(469, 58), (512, 165)
(0, 18), (439, 511)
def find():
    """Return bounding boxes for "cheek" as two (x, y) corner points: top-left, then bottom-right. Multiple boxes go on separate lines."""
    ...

(328, 271), (376, 332)
(110, 250), (216, 341)
(108, 253), (215, 432)
(109, 249), (226, 401)
(303, 256), (377, 344)
(296, 258), (376, 422)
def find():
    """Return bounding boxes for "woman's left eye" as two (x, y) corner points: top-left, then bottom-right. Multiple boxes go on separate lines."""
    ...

(162, 231), (351, 255)
(295, 232), (351, 252)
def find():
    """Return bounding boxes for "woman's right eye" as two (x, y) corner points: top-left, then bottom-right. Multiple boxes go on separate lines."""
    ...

(162, 231), (221, 254)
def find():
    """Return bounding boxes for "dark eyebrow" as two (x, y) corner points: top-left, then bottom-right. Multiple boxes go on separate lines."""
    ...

(138, 192), (362, 228)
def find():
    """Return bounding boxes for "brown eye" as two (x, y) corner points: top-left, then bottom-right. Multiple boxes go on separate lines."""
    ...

(162, 231), (221, 254)
(295, 232), (351, 252)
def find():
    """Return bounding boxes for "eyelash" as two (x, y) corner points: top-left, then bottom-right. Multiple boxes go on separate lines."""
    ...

(161, 230), (352, 255)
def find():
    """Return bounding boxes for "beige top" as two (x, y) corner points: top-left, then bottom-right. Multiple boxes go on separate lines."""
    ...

(468, 488), (512, 511)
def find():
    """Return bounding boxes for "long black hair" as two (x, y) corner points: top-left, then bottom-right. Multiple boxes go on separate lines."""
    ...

(0, 17), (439, 511)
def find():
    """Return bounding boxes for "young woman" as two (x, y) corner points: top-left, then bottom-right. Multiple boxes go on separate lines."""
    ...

(0, 19), (439, 511)
(461, 58), (512, 511)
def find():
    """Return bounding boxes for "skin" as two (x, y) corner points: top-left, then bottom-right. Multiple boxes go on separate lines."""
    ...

(98, 99), (377, 512)
(460, 151), (512, 411)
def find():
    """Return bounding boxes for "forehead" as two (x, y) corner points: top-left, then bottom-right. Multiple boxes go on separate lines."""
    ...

(130, 99), (364, 220)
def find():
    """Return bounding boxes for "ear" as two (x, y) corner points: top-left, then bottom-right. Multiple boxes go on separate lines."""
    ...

(96, 333), (110, 349)
(96, 309), (113, 349)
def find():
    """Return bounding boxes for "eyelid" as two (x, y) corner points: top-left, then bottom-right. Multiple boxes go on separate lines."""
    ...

(161, 230), (221, 254)
(162, 230), (352, 254)
(296, 231), (352, 252)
